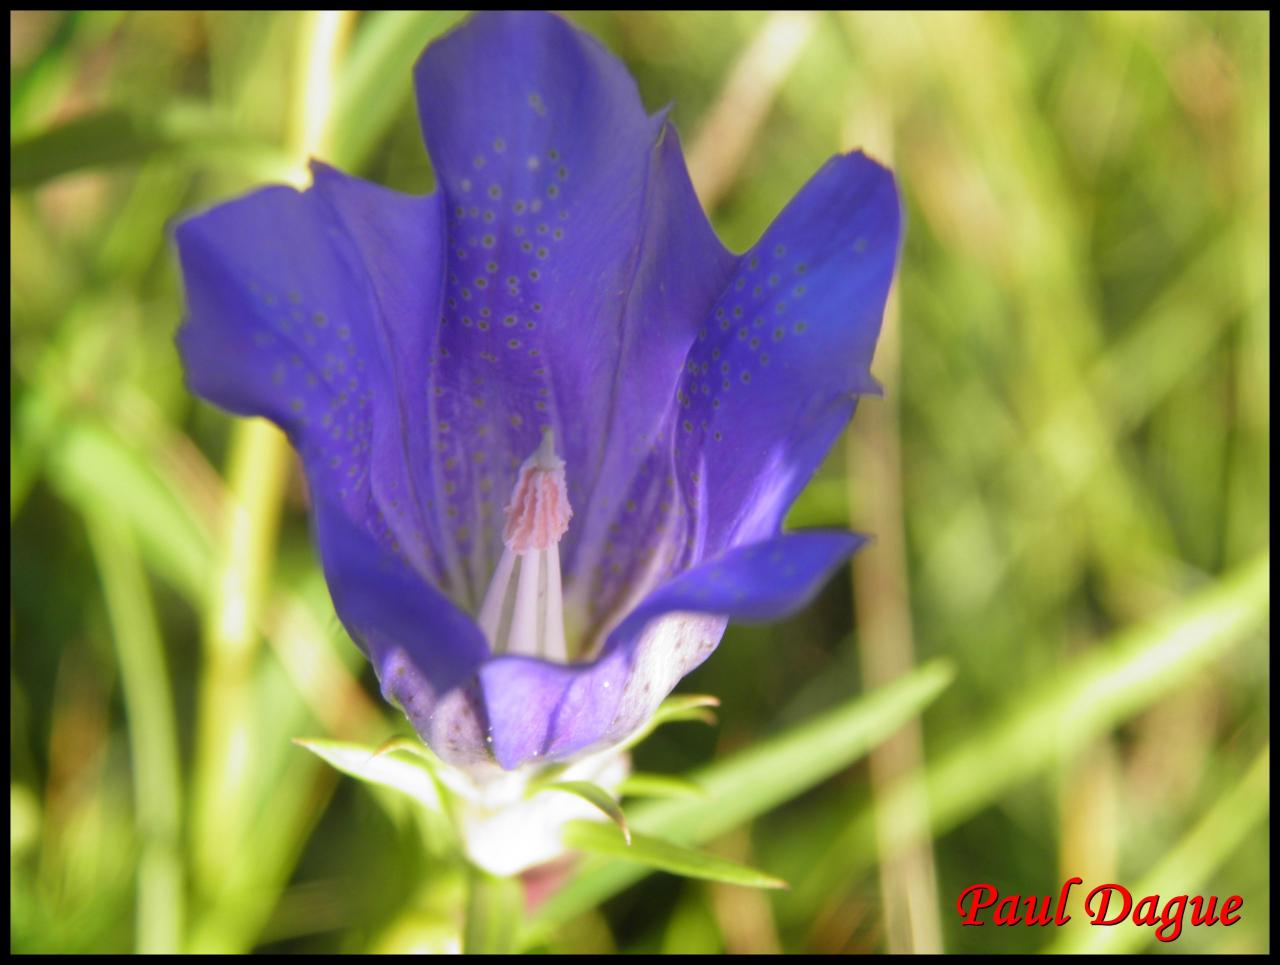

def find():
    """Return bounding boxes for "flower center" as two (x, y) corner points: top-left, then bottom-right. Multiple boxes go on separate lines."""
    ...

(477, 430), (573, 661)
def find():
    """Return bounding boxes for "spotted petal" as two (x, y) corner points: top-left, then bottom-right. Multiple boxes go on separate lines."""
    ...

(175, 165), (464, 594)
(673, 152), (901, 557)
(414, 11), (737, 611)
(567, 152), (901, 645)
(311, 495), (489, 761)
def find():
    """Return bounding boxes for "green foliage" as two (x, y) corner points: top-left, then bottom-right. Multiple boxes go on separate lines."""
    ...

(328, 11), (465, 172)
(562, 822), (788, 891)
(294, 738), (446, 814)
(464, 868), (524, 954)
(614, 693), (721, 752)
(527, 660), (954, 942)
(10, 105), (295, 189)
(9, 9), (1269, 955)
(617, 773), (705, 801)
(531, 782), (632, 843)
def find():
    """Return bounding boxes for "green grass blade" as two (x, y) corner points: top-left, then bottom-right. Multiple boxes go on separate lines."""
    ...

(48, 420), (213, 602)
(10, 104), (296, 189)
(1046, 744), (1270, 954)
(526, 660), (954, 942)
(85, 512), (184, 953)
(798, 551), (1271, 908)
(328, 11), (465, 172)
(617, 773), (706, 801)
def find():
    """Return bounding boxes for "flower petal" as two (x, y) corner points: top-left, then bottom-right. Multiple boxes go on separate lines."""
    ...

(414, 11), (735, 608)
(674, 152), (901, 558)
(608, 529), (867, 637)
(477, 530), (865, 768)
(563, 123), (739, 648)
(175, 167), (465, 596)
(310, 496), (491, 763)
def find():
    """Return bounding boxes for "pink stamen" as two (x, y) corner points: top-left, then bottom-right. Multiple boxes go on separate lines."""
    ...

(503, 432), (571, 553)
(478, 430), (573, 662)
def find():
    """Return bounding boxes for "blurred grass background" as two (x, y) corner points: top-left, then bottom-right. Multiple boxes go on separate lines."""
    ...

(9, 10), (1269, 954)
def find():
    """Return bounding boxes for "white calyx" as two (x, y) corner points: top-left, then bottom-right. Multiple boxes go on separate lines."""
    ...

(478, 429), (573, 662)
(457, 747), (631, 877)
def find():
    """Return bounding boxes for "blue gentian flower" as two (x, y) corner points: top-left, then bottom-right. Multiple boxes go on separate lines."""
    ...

(176, 11), (901, 772)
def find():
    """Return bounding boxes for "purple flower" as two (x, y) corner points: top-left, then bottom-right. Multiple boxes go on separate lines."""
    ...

(175, 11), (901, 771)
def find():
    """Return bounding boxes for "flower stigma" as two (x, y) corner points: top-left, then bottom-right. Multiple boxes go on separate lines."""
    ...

(477, 428), (573, 661)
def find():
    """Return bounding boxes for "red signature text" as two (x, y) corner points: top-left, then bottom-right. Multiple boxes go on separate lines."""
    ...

(957, 879), (1243, 942)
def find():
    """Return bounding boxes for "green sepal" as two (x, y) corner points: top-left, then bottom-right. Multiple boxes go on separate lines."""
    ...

(562, 820), (787, 890)
(293, 736), (445, 813)
(528, 780), (631, 843)
(616, 694), (721, 753)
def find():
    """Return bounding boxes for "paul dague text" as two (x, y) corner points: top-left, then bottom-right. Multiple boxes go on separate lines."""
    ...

(956, 878), (1243, 943)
